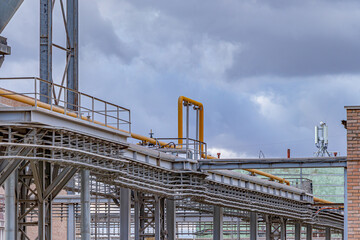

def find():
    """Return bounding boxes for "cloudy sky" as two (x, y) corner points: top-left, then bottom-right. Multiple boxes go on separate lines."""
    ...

(1, 0), (359, 158)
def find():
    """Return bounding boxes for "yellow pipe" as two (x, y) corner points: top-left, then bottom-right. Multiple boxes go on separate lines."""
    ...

(178, 96), (204, 149)
(205, 154), (290, 185)
(313, 197), (334, 204)
(178, 96), (290, 185)
(0, 88), (172, 148)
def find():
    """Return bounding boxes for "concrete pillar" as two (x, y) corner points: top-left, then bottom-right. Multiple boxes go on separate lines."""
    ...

(295, 222), (301, 240)
(325, 227), (331, 240)
(306, 225), (313, 240)
(166, 199), (176, 240)
(81, 170), (90, 240)
(250, 212), (258, 240)
(120, 188), (131, 240)
(5, 173), (16, 240)
(213, 206), (223, 240)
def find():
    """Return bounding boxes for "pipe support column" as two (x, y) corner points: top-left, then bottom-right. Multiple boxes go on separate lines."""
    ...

(40, 0), (53, 103)
(134, 192), (140, 240)
(295, 222), (301, 240)
(66, 0), (79, 108)
(166, 199), (176, 240)
(81, 170), (90, 240)
(5, 173), (16, 240)
(213, 206), (223, 240)
(67, 203), (75, 240)
(325, 227), (331, 240)
(250, 212), (258, 240)
(265, 215), (271, 240)
(306, 225), (313, 240)
(280, 218), (287, 240)
(120, 188), (131, 240)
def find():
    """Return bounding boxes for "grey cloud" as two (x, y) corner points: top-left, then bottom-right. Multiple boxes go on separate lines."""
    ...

(129, 0), (360, 78)
(80, 0), (138, 63)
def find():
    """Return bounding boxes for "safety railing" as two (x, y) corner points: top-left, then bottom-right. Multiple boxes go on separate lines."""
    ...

(0, 77), (131, 133)
(287, 178), (313, 194)
(148, 137), (207, 160)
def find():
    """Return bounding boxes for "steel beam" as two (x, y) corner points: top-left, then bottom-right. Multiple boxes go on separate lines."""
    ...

(66, 0), (78, 109)
(166, 199), (176, 240)
(0, 0), (24, 33)
(40, 0), (53, 103)
(80, 170), (90, 240)
(200, 157), (347, 170)
(213, 206), (223, 240)
(44, 167), (77, 200)
(120, 188), (131, 240)
(0, 159), (23, 186)
(250, 212), (258, 240)
(306, 225), (312, 240)
(5, 172), (16, 240)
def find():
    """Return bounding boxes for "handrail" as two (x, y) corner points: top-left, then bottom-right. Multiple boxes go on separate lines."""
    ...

(0, 80), (169, 148)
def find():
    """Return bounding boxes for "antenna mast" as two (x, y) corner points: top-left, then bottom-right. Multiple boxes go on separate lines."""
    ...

(314, 121), (330, 157)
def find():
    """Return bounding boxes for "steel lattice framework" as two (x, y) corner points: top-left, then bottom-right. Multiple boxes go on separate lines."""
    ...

(0, 118), (344, 239)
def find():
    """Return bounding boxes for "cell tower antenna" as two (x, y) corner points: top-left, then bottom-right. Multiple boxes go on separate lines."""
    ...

(314, 121), (330, 157)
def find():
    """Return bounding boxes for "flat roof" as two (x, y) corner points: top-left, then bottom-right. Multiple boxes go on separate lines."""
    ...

(345, 106), (360, 109)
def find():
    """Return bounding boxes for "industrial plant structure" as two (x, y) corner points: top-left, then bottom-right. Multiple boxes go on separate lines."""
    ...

(0, 1), (356, 240)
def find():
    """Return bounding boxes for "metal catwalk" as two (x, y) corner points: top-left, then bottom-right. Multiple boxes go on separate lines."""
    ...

(0, 78), (343, 239)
